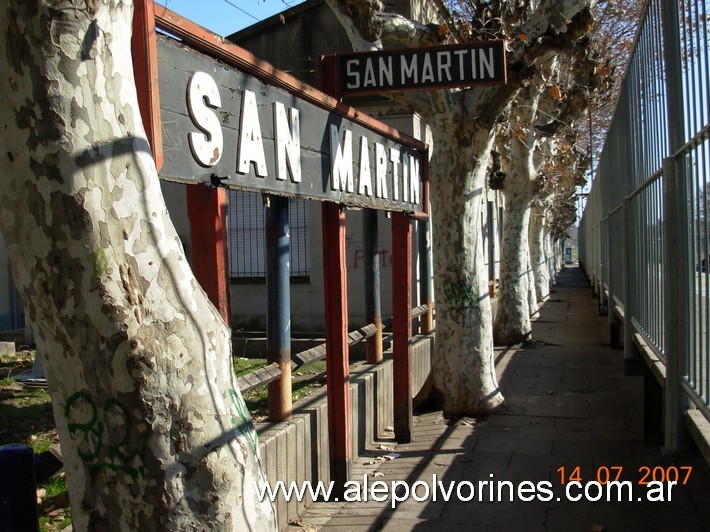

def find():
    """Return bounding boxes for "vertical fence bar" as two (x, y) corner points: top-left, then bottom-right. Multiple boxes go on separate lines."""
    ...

(266, 195), (292, 421)
(363, 209), (383, 363)
(622, 198), (640, 372)
(663, 156), (692, 452)
(661, 0), (691, 453)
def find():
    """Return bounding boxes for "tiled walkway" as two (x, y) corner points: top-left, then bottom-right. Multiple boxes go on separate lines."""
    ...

(291, 267), (710, 531)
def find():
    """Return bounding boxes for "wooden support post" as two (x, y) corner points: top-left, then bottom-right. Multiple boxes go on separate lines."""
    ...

(131, 0), (163, 171)
(266, 195), (292, 421)
(322, 202), (351, 494)
(187, 185), (230, 324)
(364, 209), (383, 363)
(392, 212), (413, 443)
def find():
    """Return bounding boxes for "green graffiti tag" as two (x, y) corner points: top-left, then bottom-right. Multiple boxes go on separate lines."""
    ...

(228, 388), (258, 454)
(64, 391), (146, 479)
(444, 281), (479, 316)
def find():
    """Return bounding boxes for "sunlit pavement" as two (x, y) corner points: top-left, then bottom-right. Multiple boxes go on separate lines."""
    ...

(289, 267), (710, 531)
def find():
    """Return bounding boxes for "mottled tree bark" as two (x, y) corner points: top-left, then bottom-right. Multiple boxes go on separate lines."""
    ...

(493, 89), (540, 345)
(530, 203), (552, 301)
(425, 123), (505, 416)
(493, 174), (535, 345)
(0, 1), (275, 530)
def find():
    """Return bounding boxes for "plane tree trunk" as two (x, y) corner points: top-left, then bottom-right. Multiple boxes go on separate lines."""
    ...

(425, 121), (504, 416)
(0, 1), (276, 529)
(493, 163), (535, 345)
(493, 89), (541, 345)
(530, 203), (552, 301)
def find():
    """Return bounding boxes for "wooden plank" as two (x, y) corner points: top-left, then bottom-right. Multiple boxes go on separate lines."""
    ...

(321, 202), (352, 494)
(392, 212), (413, 443)
(186, 185), (230, 324)
(131, 0), (163, 171)
(633, 333), (666, 386)
(237, 363), (282, 394)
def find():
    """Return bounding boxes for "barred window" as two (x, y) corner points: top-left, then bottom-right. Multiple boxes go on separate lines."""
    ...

(227, 190), (310, 281)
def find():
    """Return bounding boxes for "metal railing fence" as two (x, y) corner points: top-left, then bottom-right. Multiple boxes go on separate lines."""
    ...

(580, 0), (710, 451)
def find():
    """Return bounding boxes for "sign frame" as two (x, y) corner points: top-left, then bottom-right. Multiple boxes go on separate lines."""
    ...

(322, 40), (507, 98)
(140, 5), (429, 220)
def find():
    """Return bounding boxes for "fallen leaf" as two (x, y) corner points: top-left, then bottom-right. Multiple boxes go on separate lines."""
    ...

(373, 471), (385, 478)
(595, 66), (612, 77)
(550, 85), (562, 100)
(290, 517), (317, 531)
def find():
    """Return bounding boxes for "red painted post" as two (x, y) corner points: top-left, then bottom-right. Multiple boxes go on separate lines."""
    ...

(319, 53), (352, 493)
(322, 202), (352, 494)
(131, 0), (163, 171)
(392, 212), (413, 443)
(187, 185), (230, 324)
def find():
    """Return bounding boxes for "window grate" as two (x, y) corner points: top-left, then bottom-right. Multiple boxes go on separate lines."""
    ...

(227, 190), (310, 280)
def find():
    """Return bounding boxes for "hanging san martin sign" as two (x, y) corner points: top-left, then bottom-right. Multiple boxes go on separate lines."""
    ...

(156, 35), (426, 213)
(327, 41), (507, 96)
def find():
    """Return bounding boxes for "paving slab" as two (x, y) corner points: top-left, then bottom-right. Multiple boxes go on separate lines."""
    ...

(287, 267), (710, 531)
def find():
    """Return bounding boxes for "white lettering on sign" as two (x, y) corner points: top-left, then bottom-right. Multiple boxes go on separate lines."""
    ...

(187, 71), (223, 167)
(342, 44), (503, 92)
(329, 125), (354, 193)
(181, 70), (421, 208)
(437, 51), (452, 82)
(389, 148), (400, 201)
(358, 137), (373, 196)
(379, 57), (394, 87)
(375, 143), (388, 199)
(401, 56), (417, 84)
(409, 154), (420, 205)
(328, 126), (421, 204)
(421, 54), (434, 83)
(273, 102), (301, 182)
(346, 59), (360, 89)
(238, 90), (268, 177)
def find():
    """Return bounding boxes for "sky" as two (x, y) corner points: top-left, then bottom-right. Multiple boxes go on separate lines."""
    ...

(159, 0), (307, 37)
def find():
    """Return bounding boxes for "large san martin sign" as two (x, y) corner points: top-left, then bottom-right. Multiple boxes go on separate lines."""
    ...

(157, 36), (424, 212)
(332, 41), (506, 96)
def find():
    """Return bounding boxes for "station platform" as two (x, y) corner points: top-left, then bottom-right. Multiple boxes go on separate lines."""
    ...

(290, 267), (710, 531)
